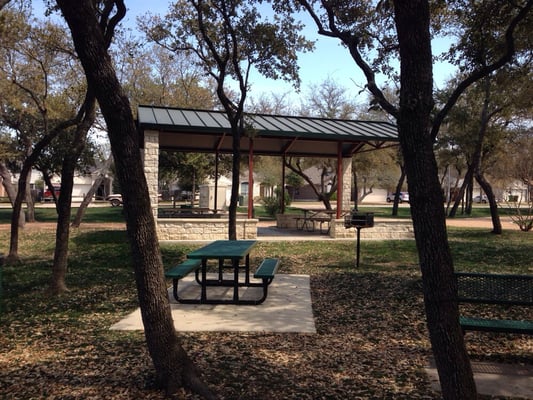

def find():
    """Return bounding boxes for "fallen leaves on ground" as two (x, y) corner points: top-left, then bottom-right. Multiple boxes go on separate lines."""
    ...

(0, 238), (531, 399)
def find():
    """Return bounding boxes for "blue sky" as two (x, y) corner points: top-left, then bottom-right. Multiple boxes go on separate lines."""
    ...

(36, 0), (456, 105)
(121, 0), (456, 103)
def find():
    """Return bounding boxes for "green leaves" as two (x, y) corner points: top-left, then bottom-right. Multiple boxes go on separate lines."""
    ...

(143, 0), (314, 90)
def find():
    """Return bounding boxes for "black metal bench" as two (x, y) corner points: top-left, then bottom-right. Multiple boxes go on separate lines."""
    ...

(165, 259), (202, 302)
(455, 272), (533, 335)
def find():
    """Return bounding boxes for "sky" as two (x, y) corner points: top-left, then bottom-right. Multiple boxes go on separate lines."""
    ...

(122, 1), (457, 104)
(36, 0), (457, 107)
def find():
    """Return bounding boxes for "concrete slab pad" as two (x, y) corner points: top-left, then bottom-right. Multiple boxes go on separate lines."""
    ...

(110, 274), (316, 333)
(425, 359), (533, 399)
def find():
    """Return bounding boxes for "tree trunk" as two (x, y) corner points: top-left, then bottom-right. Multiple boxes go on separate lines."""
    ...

(42, 172), (59, 207)
(8, 165), (34, 262)
(50, 93), (96, 294)
(56, 1), (216, 398)
(393, 1), (477, 399)
(228, 126), (240, 240)
(473, 77), (502, 234)
(448, 167), (474, 218)
(50, 153), (84, 295)
(0, 163), (16, 202)
(352, 167), (359, 210)
(50, 170), (72, 294)
(72, 175), (103, 227)
(24, 180), (36, 222)
(225, 116), (244, 241)
(445, 170), (461, 215)
(476, 173), (502, 234)
(72, 155), (112, 228)
(284, 158), (333, 207)
(0, 163), (25, 227)
(391, 168), (406, 217)
(0, 0), (11, 11)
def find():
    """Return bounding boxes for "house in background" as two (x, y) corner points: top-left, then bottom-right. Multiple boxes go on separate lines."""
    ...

(3, 168), (114, 203)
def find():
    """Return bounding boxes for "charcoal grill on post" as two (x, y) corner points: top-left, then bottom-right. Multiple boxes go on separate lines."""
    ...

(344, 211), (374, 268)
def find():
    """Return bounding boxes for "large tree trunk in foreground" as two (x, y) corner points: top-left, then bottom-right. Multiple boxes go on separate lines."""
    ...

(56, 1), (215, 398)
(393, 1), (477, 399)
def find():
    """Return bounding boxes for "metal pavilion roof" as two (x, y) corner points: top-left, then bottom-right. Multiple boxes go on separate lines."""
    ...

(137, 105), (399, 157)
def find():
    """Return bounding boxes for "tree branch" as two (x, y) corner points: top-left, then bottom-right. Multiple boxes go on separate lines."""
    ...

(431, 0), (533, 140)
(296, 0), (398, 118)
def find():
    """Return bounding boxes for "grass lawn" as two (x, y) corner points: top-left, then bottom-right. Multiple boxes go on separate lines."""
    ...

(0, 220), (531, 399)
(242, 203), (526, 220)
(0, 205), (127, 224)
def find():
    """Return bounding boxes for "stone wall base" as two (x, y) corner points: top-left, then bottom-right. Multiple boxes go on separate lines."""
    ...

(277, 213), (414, 240)
(330, 218), (414, 240)
(157, 218), (258, 241)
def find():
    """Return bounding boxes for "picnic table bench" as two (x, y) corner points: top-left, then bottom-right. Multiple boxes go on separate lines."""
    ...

(455, 272), (533, 335)
(294, 209), (338, 233)
(165, 259), (202, 302)
(252, 258), (281, 304)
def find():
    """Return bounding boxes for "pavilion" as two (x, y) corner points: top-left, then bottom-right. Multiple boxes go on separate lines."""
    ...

(137, 105), (399, 240)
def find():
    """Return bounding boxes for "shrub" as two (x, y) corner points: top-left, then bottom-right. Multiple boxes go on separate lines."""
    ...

(262, 188), (291, 217)
(505, 197), (533, 232)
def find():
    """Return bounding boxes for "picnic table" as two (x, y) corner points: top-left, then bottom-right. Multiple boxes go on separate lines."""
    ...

(165, 240), (280, 305)
(294, 208), (337, 233)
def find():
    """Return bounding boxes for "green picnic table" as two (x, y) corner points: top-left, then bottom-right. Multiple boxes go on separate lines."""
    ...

(165, 240), (279, 305)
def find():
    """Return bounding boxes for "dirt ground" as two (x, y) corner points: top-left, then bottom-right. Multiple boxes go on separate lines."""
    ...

(444, 216), (519, 230)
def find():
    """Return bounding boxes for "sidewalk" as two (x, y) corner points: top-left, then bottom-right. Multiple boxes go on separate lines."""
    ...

(256, 220), (337, 241)
(425, 359), (533, 399)
(111, 273), (316, 333)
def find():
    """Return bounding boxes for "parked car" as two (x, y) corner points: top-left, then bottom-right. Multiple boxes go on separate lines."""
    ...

(386, 192), (409, 203)
(473, 195), (488, 203)
(42, 186), (60, 202)
(106, 194), (123, 207)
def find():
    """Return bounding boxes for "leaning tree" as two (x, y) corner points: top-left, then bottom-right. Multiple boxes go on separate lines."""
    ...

(56, 0), (216, 397)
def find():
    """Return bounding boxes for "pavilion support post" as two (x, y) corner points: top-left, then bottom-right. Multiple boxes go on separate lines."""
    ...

(143, 129), (160, 221)
(281, 155), (286, 214)
(336, 143), (343, 218)
(214, 150), (219, 213)
(336, 143), (353, 217)
(248, 139), (254, 218)
(341, 157), (353, 213)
